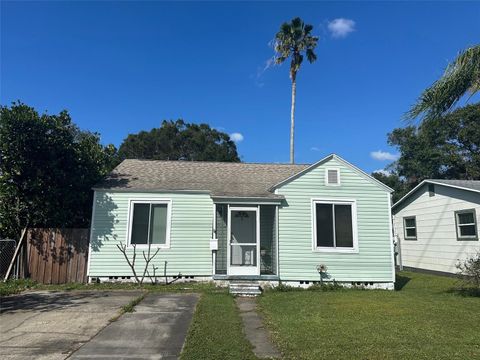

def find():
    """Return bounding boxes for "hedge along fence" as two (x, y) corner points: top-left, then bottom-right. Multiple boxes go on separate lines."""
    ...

(27, 228), (89, 284)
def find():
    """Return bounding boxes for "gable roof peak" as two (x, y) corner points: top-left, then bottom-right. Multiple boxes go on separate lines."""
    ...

(270, 153), (393, 193)
(392, 179), (480, 211)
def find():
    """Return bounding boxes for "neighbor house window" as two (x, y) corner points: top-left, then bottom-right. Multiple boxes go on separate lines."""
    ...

(313, 200), (357, 252)
(325, 168), (340, 186)
(403, 216), (417, 240)
(128, 200), (171, 247)
(455, 209), (478, 240)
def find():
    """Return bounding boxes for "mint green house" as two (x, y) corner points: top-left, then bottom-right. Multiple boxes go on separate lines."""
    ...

(87, 154), (395, 290)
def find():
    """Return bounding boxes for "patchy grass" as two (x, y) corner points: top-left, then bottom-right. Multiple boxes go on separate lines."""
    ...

(258, 271), (480, 360)
(181, 291), (257, 360)
(0, 279), (37, 296)
(110, 292), (147, 322)
(1, 279), (218, 296)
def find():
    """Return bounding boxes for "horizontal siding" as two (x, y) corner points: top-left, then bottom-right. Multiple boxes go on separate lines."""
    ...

(89, 191), (214, 277)
(394, 185), (480, 273)
(277, 157), (394, 282)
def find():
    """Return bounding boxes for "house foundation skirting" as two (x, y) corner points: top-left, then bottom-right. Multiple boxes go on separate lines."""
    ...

(89, 275), (394, 290)
(88, 275), (213, 284)
(280, 280), (395, 290)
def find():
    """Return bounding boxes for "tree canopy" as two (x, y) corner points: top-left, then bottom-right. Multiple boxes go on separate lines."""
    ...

(274, 17), (318, 81)
(118, 119), (240, 162)
(407, 45), (480, 121)
(371, 172), (407, 204)
(377, 103), (480, 203)
(390, 103), (480, 181)
(0, 102), (118, 239)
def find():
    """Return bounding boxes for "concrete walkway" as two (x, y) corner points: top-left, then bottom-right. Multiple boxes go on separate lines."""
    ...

(235, 297), (281, 359)
(70, 293), (199, 360)
(0, 291), (142, 360)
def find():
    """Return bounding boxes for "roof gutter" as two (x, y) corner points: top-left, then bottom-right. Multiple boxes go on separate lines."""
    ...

(91, 188), (212, 194)
(211, 195), (284, 205)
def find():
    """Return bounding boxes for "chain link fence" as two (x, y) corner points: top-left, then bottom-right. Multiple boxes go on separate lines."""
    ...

(0, 239), (18, 280)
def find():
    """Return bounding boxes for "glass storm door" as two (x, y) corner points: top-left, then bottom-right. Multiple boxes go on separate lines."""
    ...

(228, 207), (260, 276)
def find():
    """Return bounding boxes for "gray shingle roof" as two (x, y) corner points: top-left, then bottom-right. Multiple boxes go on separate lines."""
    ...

(94, 159), (309, 198)
(428, 179), (480, 192)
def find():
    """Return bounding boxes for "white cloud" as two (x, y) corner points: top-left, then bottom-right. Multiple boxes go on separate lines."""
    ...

(327, 18), (356, 38)
(373, 169), (392, 176)
(370, 150), (399, 161)
(251, 57), (275, 88)
(230, 132), (244, 143)
(310, 146), (321, 152)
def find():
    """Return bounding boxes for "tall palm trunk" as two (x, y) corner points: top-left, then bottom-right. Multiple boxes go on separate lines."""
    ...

(290, 72), (297, 164)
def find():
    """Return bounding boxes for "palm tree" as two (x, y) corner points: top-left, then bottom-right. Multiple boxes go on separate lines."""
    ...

(274, 17), (318, 164)
(408, 45), (480, 121)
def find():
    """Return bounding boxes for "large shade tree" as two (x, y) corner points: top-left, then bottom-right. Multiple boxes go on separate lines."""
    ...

(118, 119), (240, 162)
(371, 172), (407, 204)
(0, 102), (118, 239)
(387, 103), (480, 189)
(274, 17), (318, 164)
(408, 45), (480, 121)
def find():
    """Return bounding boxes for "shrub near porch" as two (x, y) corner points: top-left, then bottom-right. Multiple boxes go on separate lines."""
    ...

(257, 271), (480, 360)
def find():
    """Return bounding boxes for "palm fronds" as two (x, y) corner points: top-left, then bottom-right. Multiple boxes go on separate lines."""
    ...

(407, 45), (480, 121)
(273, 17), (319, 78)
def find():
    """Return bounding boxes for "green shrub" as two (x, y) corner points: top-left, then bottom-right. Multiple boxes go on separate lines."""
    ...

(456, 252), (480, 289)
(0, 279), (37, 296)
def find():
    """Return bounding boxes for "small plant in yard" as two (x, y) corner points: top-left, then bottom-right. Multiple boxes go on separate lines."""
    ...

(309, 280), (342, 292)
(0, 279), (37, 296)
(271, 279), (342, 292)
(316, 263), (329, 285)
(273, 282), (297, 292)
(456, 252), (480, 293)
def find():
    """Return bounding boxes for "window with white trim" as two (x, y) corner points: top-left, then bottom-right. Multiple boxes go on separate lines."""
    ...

(325, 169), (340, 186)
(313, 200), (356, 250)
(455, 209), (478, 240)
(128, 201), (171, 246)
(403, 216), (417, 240)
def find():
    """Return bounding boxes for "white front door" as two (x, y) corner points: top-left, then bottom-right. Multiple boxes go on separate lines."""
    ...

(227, 206), (260, 276)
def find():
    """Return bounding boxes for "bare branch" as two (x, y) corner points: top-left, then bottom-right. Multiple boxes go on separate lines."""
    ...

(116, 242), (140, 283)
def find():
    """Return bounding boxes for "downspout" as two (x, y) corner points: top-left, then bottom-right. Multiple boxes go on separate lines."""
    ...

(393, 213), (403, 271)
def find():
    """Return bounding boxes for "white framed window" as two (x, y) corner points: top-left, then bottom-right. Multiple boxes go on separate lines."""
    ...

(325, 168), (340, 186)
(455, 209), (478, 241)
(127, 199), (172, 248)
(312, 199), (358, 253)
(403, 216), (417, 240)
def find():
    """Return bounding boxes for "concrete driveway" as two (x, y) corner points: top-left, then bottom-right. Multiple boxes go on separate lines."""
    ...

(71, 293), (199, 359)
(0, 291), (141, 360)
(0, 291), (199, 360)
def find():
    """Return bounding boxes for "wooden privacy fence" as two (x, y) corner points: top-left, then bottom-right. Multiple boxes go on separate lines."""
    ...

(27, 228), (89, 284)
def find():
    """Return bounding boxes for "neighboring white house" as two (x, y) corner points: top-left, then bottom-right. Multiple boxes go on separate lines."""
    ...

(392, 179), (480, 274)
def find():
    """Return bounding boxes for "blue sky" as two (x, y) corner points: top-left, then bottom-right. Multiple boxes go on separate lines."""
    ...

(1, 1), (479, 172)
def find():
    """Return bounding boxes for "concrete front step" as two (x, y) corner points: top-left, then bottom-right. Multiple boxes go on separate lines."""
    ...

(229, 282), (262, 296)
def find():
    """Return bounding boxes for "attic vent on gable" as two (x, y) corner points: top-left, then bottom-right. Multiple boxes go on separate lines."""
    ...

(326, 169), (340, 186)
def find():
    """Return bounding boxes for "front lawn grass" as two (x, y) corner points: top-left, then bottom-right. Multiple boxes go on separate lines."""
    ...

(180, 291), (257, 360)
(258, 271), (480, 360)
